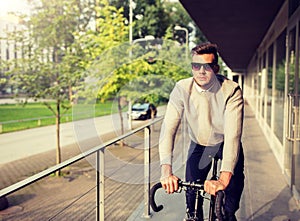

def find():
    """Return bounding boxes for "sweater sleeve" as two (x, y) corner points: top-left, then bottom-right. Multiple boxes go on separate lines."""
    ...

(221, 86), (244, 173)
(159, 83), (184, 165)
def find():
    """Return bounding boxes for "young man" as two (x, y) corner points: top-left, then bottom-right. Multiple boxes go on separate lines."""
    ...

(159, 42), (244, 221)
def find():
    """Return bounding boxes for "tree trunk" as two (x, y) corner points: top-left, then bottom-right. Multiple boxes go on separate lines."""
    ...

(128, 99), (132, 130)
(68, 84), (73, 104)
(151, 108), (155, 119)
(55, 100), (62, 176)
(118, 97), (124, 147)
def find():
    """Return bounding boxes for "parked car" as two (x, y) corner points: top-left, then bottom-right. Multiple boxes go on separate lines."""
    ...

(129, 103), (157, 120)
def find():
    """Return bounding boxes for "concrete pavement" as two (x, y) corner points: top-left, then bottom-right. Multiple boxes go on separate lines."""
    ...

(0, 102), (300, 220)
(0, 110), (158, 164)
(0, 106), (165, 220)
(127, 102), (300, 221)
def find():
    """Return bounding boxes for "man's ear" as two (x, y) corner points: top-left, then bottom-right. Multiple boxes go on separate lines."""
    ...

(213, 64), (220, 73)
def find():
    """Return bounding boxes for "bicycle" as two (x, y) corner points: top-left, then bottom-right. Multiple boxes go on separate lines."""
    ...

(150, 157), (225, 221)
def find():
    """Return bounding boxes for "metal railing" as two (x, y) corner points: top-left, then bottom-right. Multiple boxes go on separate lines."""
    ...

(0, 116), (163, 220)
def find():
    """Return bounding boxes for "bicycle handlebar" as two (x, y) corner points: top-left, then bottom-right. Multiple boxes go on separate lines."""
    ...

(150, 180), (204, 212)
(149, 181), (225, 220)
(214, 190), (225, 220)
(149, 182), (163, 212)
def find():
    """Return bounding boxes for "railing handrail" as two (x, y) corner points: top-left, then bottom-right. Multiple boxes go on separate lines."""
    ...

(0, 116), (163, 199)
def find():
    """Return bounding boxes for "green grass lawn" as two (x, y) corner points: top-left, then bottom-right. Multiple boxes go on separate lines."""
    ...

(0, 100), (121, 133)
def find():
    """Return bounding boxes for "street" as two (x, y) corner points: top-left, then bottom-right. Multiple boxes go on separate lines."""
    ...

(0, 108), (165, 164)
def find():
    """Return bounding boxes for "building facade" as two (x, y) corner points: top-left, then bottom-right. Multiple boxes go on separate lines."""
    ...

(244, 1), (300, 202)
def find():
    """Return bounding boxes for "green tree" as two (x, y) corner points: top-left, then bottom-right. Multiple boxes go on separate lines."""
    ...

(72, 0), (129, 143)
(75, 0), (128, 69)
(82, 37), (189, 136)
(0, 59), (9, 93)
(109, 0), (206, 44)
(120, 60), (186, 104)
(133, 0), (169, 38)
(8, 0), (94, 174)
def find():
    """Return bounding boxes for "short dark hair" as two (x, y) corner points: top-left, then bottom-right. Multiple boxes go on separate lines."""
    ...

(191, 42), (219, 64)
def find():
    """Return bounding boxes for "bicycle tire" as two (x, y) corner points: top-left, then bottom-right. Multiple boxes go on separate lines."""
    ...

(150, 182), (164, 212)
(215, 190), (225, 221)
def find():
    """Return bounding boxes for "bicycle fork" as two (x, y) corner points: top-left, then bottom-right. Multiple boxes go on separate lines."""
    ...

(185, 190), (203, 221)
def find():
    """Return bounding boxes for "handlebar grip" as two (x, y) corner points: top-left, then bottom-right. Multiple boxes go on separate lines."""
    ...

(215, 190), (225, 221)
(150, 182), (164, 212)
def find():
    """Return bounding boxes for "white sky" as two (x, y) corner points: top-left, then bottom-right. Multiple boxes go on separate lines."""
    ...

(0, 0), (29, 16)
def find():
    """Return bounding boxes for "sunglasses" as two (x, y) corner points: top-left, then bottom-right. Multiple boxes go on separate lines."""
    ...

(191, 62), (215, 71)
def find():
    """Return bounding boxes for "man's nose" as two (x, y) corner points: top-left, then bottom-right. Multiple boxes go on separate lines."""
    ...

(199, 66), (206, 74)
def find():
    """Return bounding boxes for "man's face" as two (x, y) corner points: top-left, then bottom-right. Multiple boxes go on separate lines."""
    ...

(191, 53), (216, 89)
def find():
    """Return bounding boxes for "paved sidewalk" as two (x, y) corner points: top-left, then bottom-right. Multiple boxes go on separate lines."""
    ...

(0, 103), (299, 220)
(0, 112), (134, 164)
(127, 103), (300, 221)
(0, 106), (166, 220)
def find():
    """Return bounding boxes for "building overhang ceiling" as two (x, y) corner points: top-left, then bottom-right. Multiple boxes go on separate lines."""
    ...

(179, 0), (286, 73)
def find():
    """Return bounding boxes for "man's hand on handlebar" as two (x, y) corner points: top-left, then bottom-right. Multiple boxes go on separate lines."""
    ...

(204, 171), (232, 196)
(160, 174), (179, 194)
(160, 164), (179, 194)
(204, 180), (225, 196)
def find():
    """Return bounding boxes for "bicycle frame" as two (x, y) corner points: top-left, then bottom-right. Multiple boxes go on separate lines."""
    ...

(150, 157), (225, 221)
(209, 156), (220, 221)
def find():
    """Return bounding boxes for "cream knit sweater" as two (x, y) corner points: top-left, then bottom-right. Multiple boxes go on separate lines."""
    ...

(159, 74), (244, 173)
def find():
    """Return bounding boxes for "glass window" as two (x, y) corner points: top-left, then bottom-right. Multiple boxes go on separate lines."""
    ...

(274, 31), (286, 143)
(284, 27), (296, 181)
(267, 45), (273, 126)
(294, 20), (300, 197)
(295, 92), (300, 194)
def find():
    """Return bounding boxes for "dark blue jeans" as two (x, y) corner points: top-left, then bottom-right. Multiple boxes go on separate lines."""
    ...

(185, 141), (244, 218)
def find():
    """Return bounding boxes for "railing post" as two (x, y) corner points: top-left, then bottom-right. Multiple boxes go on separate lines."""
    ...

(96, 149), (105, 221)
(143, 126), (151, 218)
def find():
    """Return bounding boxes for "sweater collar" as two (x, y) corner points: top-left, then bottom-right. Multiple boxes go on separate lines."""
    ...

(193, 74), (218, 93)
